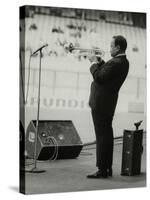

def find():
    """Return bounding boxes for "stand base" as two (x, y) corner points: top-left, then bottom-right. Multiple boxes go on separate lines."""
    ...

(27, 167), (46, 173)
(20, 166), (46, 173)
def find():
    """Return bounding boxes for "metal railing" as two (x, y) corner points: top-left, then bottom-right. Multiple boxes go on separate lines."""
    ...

(24, 67), (146, 99)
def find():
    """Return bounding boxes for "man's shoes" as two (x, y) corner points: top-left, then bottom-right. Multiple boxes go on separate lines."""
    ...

(87, 170), (108, 179)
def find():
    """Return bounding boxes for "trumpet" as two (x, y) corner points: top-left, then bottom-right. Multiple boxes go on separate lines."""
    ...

(64, 43), (105, 57)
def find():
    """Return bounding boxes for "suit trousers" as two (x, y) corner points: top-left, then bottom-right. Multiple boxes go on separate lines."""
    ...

(91, 109), (114, 171)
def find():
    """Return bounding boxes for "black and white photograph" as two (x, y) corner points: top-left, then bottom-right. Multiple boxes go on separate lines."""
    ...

(19, 4), (147, 195)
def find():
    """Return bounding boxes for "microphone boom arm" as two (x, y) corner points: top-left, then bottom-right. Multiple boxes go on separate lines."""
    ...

(31, 44), (48, 56)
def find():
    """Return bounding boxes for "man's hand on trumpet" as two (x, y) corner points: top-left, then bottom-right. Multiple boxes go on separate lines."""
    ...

(87, 50), (102, 64)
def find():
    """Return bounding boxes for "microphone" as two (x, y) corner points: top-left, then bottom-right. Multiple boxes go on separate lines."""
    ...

(31, 44), (48, 55)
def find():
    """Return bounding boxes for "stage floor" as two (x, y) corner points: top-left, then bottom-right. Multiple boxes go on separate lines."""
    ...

(24, 136), (146, 194)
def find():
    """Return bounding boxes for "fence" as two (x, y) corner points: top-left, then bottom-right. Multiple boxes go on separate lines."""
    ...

(24, 67), (146, 101)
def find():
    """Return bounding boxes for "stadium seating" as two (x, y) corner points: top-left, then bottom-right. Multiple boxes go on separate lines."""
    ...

(22, 14), (146, 114)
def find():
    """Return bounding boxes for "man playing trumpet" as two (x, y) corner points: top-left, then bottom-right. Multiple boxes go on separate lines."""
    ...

(87, 35), (129, 178)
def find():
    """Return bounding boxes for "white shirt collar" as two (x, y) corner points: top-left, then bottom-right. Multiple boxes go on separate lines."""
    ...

(115, 53), (126, 57)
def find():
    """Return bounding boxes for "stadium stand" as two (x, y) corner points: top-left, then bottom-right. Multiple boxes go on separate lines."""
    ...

(20, 7), (146, 141)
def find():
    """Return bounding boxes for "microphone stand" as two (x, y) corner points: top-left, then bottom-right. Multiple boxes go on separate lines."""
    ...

(26, 48), (46, 173)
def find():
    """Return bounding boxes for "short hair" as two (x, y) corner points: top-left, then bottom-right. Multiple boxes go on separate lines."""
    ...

(113, 35), (127, 51)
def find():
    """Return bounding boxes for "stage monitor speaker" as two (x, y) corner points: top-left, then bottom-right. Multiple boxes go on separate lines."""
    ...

(26, 120), (83, 160)
(121, 129), (143, 176)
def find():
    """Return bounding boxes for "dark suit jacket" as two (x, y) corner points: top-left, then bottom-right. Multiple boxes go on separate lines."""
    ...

(89, 55), (129, 117)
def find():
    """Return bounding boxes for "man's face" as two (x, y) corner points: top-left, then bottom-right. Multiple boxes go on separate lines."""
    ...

(110, 38), (120, 57)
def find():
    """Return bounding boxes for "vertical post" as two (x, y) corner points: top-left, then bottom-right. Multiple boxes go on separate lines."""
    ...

(53, 71), (56, 95)
(31, 49), (45, 173)
(76, 72), (80, 95)
(136, 77), (140, 99)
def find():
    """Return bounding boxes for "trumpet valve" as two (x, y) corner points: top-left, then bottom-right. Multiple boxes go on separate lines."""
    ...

(68, 43), (74, 52)
(64, 43), (74, 53)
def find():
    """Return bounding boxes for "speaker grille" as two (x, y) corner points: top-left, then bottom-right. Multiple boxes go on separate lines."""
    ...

(26, 120), (83, 160)
(32, 120), (82, 145)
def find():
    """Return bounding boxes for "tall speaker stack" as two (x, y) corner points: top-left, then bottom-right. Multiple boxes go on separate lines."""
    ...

(26, 120), (83, 160)
(121, 121), (143, 176)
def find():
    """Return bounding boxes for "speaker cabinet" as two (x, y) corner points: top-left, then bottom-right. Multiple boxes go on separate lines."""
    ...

(26, 120), (83, 160)
(121, 129), (143, 176)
